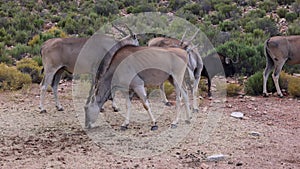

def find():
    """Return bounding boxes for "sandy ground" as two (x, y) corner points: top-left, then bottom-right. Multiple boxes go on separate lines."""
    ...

(0, 82), (299, 169)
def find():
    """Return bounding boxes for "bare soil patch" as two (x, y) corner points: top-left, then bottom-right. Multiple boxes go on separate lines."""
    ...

(0, 82), (299, 168)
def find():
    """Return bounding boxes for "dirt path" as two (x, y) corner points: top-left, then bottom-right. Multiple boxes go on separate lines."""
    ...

(0, 83), (299, 168)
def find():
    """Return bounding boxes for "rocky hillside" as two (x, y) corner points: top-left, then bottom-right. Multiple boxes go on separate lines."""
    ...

(0, 0), (300, 75)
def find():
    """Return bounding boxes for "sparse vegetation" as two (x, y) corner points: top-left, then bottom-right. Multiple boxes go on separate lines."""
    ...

(0, 0), (300, 91)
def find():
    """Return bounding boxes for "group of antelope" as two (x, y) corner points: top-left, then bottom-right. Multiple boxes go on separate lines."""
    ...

(39, 24), (300, 130)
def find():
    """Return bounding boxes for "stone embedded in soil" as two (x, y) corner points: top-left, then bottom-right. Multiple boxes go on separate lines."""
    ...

(231, 112), (244, 119)
(206, 154), (226, 161)
(249, 131), (261, 137)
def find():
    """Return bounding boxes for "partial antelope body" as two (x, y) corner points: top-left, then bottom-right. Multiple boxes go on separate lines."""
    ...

(148, 30), (203, 112)
(39, 26), (138, 113)
(149, 36), (236, 99)
(85, 45), (191, 130)
(263, 36), (300, 97)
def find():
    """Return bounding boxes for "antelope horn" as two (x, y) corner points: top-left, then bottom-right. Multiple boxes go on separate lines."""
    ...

(111, 23), (128, 36)
(189, 29), (199, 42)
(180, 30), (187, 45)
(191, 43), (199, 50)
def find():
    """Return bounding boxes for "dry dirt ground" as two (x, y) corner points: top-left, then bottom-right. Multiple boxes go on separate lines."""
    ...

(0, 82), (299, 169)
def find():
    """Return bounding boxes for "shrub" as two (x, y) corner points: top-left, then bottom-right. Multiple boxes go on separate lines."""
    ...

(16, 58), (43, 83)
(219, 20), (237, 31)
(32, 56), (43, 66)
(288, 77), (300, 97)
(277, 8), (288, 18)
(288, 19), (300, 35)
(9, 44), (31, 60)
(258, 0), (278, 12)
(163, 81), (175, 98)
(285, 12), (298, 22)
(245, 71), (292, 95)
(0, 63), (31, 91)
(227, 83), (242, 96)
(168, 0), (188, 11)
(277, 0), (295, 5)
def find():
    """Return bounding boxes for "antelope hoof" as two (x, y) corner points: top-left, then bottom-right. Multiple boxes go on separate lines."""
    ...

(185, 120), (191, 124)
(165, 102), (172, 107)
(151, 125), (158, 131)
(278, 94), (284, 98)
(100, 107), (105, 112)
(263, 93), (269, 97)
(113, 107), (120, 112)
(57, 107), (64, 111)
(40, 109), (47, 114)
(193, 108), (199, 113)
(120, 125), (128, 131)
(171, 124), (177, 129)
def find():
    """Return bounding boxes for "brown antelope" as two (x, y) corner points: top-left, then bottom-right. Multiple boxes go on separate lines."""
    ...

(148, 30), (203, 112)
(149, 36), (236, 99)
(263, 36), (300, 97)
(39, 25), (138, 113)
(85, 44), (192, 130)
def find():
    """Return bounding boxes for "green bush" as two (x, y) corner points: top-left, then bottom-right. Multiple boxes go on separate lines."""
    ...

(277, 8), (289, 18)
(0, 63), (31, 91)
(245, 71), (292, 96)
(168, 0), (188, 11)
(285, 12), (298, 22)
(288, 77), (300, 97)
(288, 19), (300, 35)
(219, 20), (237, 31)
(245, 71), (273, 95)
(16, 58), (43, 83)
(9, 44), (31, 60)
(258, 0), (278, 12)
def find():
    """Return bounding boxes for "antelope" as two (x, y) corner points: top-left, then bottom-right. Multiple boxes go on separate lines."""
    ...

(149, 36), (236, 99)
(85, 44), (193, 130)
(39, 25), (138, 113)
(263, 36), (300, 97)
(148, 30), (203, 112)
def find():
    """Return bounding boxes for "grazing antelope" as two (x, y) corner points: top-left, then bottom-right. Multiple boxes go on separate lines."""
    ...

(39, 25), (138, 113)
(85, 44), (192, 130)
(263, 36), (300, 97)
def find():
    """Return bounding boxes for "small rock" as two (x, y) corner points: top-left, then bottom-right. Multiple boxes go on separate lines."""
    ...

(231, 112), (244, 119)
(206, 154), (226, 161)
(250, 97), (255, 101)
(213, 99), (221, 103)
(228, 161), (234, 164)
(236, 162), (243, 166)
(249, 131), (261, 137)
(200, 163), (209, 169)
(226, 104), (233, 108)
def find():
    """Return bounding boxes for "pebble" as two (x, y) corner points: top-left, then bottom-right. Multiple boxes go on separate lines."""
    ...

(200, 163), (209, 169)
(206, 154), (226, 161)
(231, 112), (244, 119)
(249, 131), (261, 137)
